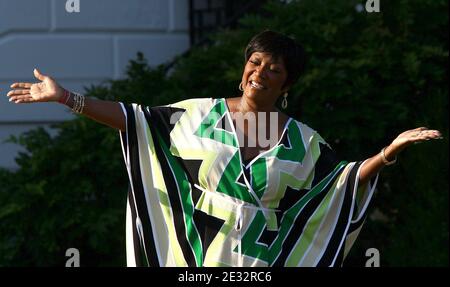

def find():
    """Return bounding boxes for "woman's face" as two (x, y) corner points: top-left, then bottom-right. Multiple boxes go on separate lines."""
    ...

(241, 51), (289, 106)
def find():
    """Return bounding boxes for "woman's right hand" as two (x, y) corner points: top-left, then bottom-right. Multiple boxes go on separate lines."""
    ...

(7, 68), (64, 104)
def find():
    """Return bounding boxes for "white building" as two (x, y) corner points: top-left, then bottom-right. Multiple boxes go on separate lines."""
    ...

(0, 0), (191, 169)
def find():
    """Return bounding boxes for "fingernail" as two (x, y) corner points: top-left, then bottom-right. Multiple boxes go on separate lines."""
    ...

(8, 98), (12, 102)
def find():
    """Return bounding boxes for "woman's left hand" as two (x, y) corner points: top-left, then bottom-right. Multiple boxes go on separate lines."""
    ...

(388, 127), (443, 155)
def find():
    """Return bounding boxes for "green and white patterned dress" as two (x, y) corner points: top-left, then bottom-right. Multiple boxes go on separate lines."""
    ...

(119, 98), (378, 267)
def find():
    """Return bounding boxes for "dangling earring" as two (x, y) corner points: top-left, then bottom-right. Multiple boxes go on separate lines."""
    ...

(238, 82), (244, 91)
(281, 92), (288, 109)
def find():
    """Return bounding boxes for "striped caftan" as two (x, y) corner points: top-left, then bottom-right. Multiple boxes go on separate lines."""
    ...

(119, 98), (378, 267)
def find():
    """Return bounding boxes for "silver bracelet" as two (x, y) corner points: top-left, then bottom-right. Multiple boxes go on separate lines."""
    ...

(71, 93), (85, 114)
(74, 93), (80, 113)
(72, 93), (79, 113)
(78, 93), (85, 114)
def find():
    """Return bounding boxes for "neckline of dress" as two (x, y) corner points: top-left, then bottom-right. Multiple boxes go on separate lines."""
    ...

(221, 98), (292, 169)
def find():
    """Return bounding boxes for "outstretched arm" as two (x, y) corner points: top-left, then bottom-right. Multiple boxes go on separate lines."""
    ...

(359, 127), (443, 186)
(6, 68), (126, 131)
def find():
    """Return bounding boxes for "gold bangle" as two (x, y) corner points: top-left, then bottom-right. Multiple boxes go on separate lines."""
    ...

(380, 147), (397, 166)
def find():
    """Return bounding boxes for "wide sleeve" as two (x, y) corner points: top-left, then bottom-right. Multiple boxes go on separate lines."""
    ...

(275, 128), (379, 267)
(312, 140), (379, 266)
(117, 101), (206, 267)
(118, 102), (160, 267)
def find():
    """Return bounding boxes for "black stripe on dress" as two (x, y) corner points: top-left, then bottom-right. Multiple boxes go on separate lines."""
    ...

(144, 107), (198, 266)
(121, 126), (144, 266)
(316, 161), (362, 267)
(272, 169), (341, 266)
(124, 104), (160, 267)
(127, 186), (144, 266)
(349, 172), (377, 232)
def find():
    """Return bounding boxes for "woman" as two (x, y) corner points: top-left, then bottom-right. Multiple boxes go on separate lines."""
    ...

(7, 31), (442, 267)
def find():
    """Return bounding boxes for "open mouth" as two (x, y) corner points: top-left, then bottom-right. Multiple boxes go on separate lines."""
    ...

(248, 80), (266, 90)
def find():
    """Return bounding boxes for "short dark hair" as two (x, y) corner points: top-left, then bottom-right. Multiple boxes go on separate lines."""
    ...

(245, 30), (306, 88)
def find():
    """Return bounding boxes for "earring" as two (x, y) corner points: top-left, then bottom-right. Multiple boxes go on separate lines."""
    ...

(239, 82), (244, 91)
(282, 92), (288, 109)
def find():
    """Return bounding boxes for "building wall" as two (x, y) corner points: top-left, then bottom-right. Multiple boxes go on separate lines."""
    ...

(0, 0), (190, 169)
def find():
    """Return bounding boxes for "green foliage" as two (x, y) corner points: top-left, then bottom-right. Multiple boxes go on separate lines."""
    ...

(0, 0), (447, 266)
